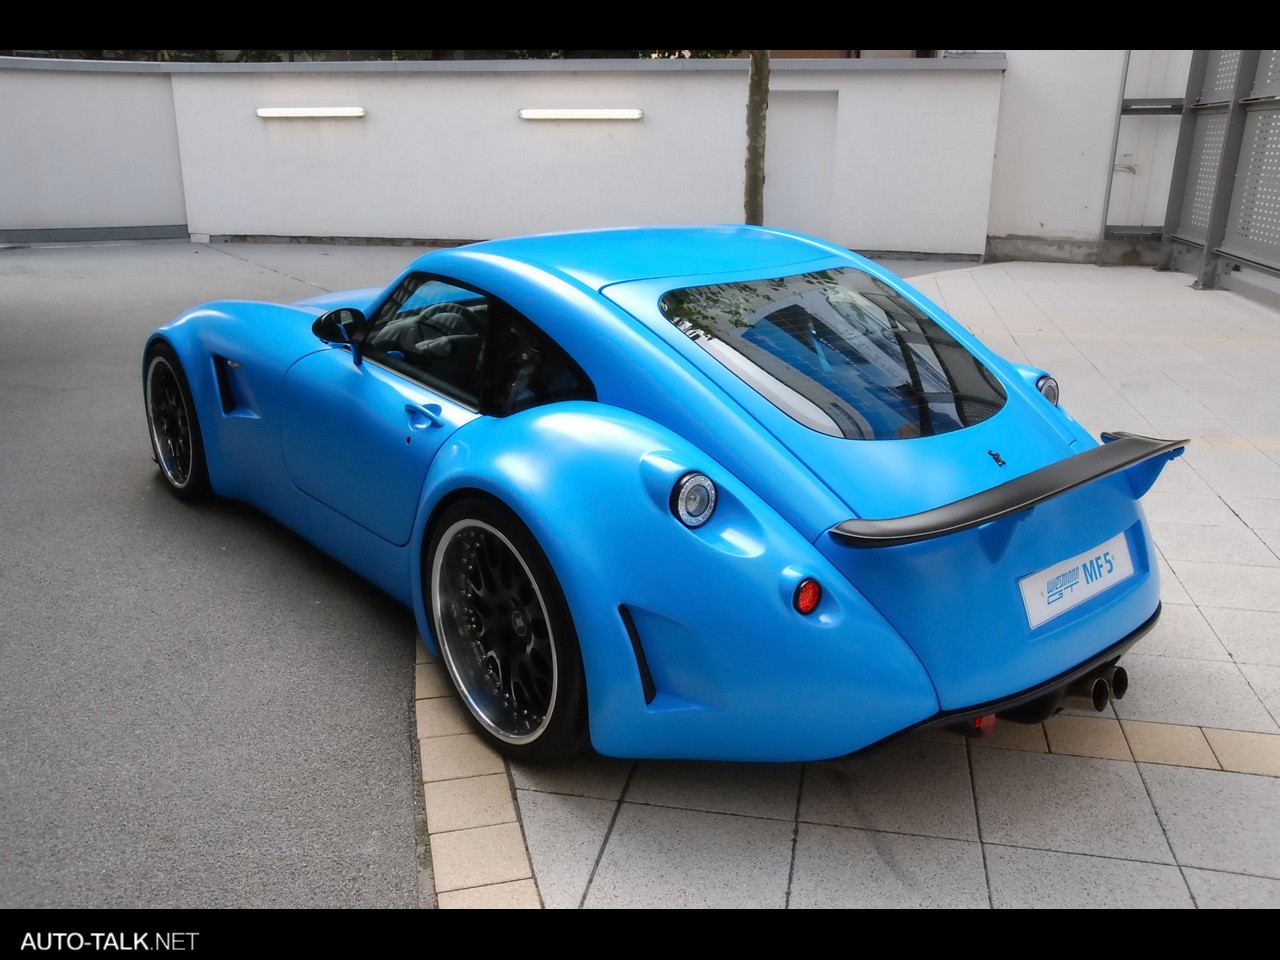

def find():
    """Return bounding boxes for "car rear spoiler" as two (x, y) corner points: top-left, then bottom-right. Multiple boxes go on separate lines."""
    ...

(829, 432), (1188, 548)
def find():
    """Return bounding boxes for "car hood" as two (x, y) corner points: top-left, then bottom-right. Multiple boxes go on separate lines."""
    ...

(290, 287), (385, 316)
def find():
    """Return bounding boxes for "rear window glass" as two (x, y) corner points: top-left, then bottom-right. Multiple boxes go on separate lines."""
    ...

(658, 268), (1007, 440)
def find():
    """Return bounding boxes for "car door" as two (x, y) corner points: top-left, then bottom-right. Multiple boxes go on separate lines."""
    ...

(281, 277), (487, 546)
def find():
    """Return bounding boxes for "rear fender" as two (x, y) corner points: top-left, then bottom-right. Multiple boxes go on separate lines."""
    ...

(408, 402), (939, 760)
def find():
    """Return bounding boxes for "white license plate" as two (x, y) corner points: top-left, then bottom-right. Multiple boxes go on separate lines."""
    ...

(1019, 532), (1134, 629)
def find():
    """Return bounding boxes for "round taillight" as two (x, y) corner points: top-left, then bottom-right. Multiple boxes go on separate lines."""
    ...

(671, 472), (717, 528)
(1036, 375), (1060, 406)
(793, 578), (822, 615)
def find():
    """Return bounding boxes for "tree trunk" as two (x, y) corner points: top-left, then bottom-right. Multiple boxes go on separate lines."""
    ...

(744, 50), (770, 225)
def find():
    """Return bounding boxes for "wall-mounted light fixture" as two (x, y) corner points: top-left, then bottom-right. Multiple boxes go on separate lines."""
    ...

(518, 108), (643, 121)
(255, 107), (367, 119)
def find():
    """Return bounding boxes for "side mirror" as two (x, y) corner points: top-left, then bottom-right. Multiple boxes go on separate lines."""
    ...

(312, 308), (370, 365)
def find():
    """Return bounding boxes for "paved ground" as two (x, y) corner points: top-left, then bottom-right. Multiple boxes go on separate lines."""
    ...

(3, 241), (1277, 909)
(0, 241), (432, 908)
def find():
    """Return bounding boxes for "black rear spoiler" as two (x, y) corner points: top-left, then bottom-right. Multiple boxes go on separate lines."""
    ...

(829, 432), (1187, 549)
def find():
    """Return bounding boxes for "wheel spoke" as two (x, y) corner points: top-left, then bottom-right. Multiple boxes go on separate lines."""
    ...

(434, 518), (558, 744)
(148, 359), (194, 486)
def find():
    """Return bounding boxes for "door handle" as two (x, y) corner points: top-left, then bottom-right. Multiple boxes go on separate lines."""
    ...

(405, 402), (444, 428)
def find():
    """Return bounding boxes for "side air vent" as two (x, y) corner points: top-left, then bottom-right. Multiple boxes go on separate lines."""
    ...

(212, 355), (237, 414)
(618, 605), (657, 705)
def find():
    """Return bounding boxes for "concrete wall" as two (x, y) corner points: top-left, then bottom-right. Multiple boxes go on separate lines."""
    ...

(0, 68), (187, 235)
(169, 66), (749, 241)
(1, 53), (1191, 261)
(985, 50), (1130, 259)
(0, 56), (1007, 255)
(769, 62), (1003, 254)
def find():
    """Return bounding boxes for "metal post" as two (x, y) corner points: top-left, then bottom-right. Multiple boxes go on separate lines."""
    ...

(1158, 51), (1208, 272)
(1194, 50), (1260, 289)
(1097, 51), (1131, 266)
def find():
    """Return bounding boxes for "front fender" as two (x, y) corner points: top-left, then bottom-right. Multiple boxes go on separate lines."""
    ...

(409, 402), (939, 761)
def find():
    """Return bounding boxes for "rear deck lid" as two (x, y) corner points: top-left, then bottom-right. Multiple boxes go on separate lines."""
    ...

(604, 261), (1082, 522)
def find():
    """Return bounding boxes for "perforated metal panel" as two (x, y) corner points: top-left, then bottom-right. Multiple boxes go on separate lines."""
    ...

(1201, 50), (1242, 102)
(1253, 49), (1280, 99)
(1222, 106), (1280, 263)
(1176, 111), (1227, 244)
(1166, 50), (1280, 278)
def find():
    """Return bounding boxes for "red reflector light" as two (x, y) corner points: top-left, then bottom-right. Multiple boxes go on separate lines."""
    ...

(794, 578), (822, 614)
(974, 714), (996, 736)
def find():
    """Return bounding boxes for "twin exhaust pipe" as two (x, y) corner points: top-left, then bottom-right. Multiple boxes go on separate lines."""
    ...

(1063, 664), (1129, 713)
(954, 662), (1131, 736)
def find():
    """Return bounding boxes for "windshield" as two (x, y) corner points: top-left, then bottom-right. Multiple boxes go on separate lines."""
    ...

(658, 267), (1007, 441)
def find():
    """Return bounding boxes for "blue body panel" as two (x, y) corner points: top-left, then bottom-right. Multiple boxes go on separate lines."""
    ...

(144, 225), (1181, 761)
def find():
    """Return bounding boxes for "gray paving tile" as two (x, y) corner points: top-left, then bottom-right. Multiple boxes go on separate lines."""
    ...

(1147, 460), (1214, 495)
(1141, 764), (1280, 878)
(583, 805), (792, 908)
(1111, 654), (1277, 733)
(624, 761), (801, 821)
(1141, 491), (1243, 528)
(1257, 526), (1280, 556)
(1156, 559), (1193, 605)
(1167, 560), (1280, 612)
(1137, 603), (1232, 661)
(970, 750), (1173, 863)
(1219, 496), (1280, 532)
(1190, 470), (1280, 507)
(1124, 387), (1214, 422)
(1149, 522), (1279, 568)
(1239, 664), (1280, 727)
(790, 824), (987, 909)
(985, 845), (1193, 909)
(515, 789), (615, 910)
(1184, 443), (1280, 475)
(800, 739), (977, 841)
(1146, 416), (1238, 439)
(507, 754), (633, 801)
(1183, 868), (1280, 908)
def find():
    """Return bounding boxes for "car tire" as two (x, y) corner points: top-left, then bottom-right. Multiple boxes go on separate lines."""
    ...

(427, 497), (588, 763)
(144, 341), (211, 501)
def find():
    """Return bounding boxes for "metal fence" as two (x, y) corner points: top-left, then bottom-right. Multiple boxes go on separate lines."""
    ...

(1162, 50), (1280, 286)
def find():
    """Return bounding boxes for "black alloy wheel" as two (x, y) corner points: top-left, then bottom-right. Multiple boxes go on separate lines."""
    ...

(144, 342), (210, 500)
(428, 498), (587, 762)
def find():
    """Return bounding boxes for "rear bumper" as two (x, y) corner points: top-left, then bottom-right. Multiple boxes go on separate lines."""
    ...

(859, 603), (1161, 754)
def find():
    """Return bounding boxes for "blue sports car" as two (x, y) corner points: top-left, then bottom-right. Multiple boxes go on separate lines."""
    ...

(143, 226), (1186, 762)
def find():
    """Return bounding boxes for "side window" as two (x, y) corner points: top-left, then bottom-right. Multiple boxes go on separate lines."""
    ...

(366, 276), (488, 407)
(481, 300), (596, 416)
(366, 273), (595, 416)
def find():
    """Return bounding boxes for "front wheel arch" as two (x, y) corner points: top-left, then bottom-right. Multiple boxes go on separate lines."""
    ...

(143, 339), (211, 501)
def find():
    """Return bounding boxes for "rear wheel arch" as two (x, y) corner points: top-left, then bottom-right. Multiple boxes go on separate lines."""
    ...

(421, 489), (589, 762)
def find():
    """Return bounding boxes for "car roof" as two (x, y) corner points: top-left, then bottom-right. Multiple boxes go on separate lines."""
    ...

(446, 225), (849, 291)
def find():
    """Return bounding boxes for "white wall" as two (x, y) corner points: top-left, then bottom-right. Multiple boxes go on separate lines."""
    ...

(773, 66), (1003, 253)
(986, 50), (1130, 243)
(0, 69), (187, 230)
(170, 68), (749, 241)
(6, 54), (1163, 262)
